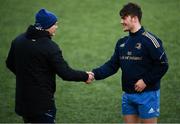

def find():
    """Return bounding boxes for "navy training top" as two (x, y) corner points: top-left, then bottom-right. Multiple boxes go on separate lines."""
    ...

(93, 27), (168, 93)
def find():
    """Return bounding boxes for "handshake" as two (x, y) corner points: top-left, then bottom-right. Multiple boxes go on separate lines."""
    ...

(85, 72), (95, 84)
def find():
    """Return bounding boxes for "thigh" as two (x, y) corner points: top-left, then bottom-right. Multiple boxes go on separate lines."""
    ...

(122, 93), (138, 116)
(123, 115), (141, 123)
(141, 117), (157, 123)
(23, 107), (56, 123)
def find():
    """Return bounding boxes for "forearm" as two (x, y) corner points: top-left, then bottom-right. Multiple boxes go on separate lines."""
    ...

(57, 66), (88, 82)
(92, 62), (119, 80)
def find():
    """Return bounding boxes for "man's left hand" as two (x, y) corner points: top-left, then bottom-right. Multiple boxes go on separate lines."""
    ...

(135, 79), (146, 92)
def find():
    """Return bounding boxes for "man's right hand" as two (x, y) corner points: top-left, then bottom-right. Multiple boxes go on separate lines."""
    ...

(85, 71), (94, 84)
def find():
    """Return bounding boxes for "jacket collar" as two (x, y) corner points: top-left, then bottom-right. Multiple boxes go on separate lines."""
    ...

(129, 26), (145, 36)
(25, 25), (51, 39)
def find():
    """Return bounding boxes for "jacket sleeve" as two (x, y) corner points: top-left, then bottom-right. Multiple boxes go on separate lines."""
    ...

(92, 42), (120, 80)
(142, 36), (169, 85)
(6, 41), (16, 75)
(48, 44), (88, 82)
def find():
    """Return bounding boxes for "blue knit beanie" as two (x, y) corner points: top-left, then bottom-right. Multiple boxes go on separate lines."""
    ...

(35, 9), (57, 29)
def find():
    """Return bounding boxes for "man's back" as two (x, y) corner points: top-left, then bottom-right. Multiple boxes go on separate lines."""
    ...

(6, 8), (90, 123)
(10, 26), (57, 116)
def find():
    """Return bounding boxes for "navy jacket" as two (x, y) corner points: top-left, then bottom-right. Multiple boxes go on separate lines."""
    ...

(6, 25), (88, 116)
(93, 27), (168, 93)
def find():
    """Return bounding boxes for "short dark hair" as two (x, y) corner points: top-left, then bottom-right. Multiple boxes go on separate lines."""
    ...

(119, 2), (142, 22)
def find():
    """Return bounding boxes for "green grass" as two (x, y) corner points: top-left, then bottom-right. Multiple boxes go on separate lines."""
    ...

(0, 0), (180, 123)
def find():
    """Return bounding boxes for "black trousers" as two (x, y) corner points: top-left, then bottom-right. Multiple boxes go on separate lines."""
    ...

(22, 107), (56, 123)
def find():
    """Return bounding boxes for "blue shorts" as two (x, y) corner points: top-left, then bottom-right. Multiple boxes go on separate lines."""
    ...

(122, 90), (160, 119)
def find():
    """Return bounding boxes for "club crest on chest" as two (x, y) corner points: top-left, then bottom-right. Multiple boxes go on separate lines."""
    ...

(135, 43), (142, 50)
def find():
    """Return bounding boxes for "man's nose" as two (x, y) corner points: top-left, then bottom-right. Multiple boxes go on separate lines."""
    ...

(120, 19), (124, 24)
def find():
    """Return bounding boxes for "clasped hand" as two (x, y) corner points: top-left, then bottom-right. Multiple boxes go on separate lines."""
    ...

(85, 71), (94, 84)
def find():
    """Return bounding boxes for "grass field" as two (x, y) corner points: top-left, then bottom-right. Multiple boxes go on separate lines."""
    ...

(0, 0), (180, 123)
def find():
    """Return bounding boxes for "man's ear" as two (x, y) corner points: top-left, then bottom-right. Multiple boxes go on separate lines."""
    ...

(133, 16), (139, 23)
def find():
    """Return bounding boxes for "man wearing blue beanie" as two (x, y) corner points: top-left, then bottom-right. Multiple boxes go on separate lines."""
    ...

(6, 8), (93, 123)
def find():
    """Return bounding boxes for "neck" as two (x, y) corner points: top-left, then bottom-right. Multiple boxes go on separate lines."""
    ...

(130, 23), (141, 33)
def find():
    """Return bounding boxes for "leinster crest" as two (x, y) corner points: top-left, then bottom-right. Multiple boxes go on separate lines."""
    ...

(135, 43), (141, 50)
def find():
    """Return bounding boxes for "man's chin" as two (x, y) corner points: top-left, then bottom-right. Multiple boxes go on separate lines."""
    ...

(122, 27), (129, 32)
(123, 29), (129, 32)
(50, 33), (55, 36)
